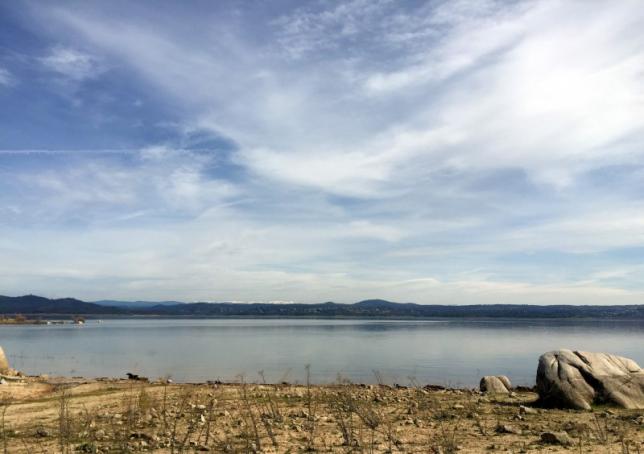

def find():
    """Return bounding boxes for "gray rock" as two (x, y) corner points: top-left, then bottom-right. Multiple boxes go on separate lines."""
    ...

(35, 428), (50, 437)
(0, 346), (9, 375)
(540, 431), (574, 446)
(536, 349), (644, 410)
(519, 405), (537, 415)
(495, 423), (521, 435)
(480, 375), (512, 394)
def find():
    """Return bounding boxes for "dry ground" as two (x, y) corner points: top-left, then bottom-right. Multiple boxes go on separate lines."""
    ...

(0, 376), (642, 453)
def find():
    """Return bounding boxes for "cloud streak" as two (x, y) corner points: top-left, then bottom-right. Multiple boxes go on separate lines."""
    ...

(0, 0), (643, 303)
(40, 46), (104, 81)
(0, 67), (13, 86)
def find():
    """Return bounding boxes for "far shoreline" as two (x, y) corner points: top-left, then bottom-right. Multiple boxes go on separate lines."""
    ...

(2, 313), (644, 322)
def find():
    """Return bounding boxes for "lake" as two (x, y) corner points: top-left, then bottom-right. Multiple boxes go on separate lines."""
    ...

(1, 318), (642, 387)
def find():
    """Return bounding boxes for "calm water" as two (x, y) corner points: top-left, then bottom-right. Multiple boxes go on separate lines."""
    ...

(1, 318), (642, 387)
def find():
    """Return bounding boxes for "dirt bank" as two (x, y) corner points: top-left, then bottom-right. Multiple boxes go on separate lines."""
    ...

(0, 375), (642, 453)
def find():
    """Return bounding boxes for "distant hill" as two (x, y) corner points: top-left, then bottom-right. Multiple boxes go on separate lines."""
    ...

(0, 295), (124, 314)
(94, 300), (183, 309)
(1, 295), (643, 319)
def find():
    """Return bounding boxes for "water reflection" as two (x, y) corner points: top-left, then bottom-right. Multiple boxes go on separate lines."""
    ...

(1, 318), (642, 387)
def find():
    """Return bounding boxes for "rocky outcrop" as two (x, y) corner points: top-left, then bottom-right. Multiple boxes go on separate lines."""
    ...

(0, 346), (9, 374)
(480, 375), (512, 394)
(536, 349), (644, 410)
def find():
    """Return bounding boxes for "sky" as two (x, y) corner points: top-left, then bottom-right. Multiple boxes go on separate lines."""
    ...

(1, 0), (644, 304)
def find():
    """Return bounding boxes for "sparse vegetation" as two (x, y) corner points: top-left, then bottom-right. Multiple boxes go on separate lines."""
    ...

(0, 375), (641, 453)
(1, 397), (11, 454)
(3, 294), (644, 319)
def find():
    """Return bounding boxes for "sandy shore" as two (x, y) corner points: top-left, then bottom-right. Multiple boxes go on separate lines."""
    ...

(0, 375), (642, 453)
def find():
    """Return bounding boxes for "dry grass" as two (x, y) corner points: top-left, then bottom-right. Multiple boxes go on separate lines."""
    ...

(0, 375), (641, 453)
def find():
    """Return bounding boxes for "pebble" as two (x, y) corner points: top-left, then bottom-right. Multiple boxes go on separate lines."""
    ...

(540, 431), (574, 446)
(496, 424), (521, 435)
(519, 405), (537, 415)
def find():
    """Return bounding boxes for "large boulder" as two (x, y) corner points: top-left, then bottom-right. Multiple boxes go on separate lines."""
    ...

(0, 346), (9, 375)
(536, 350), (644, 410)
(480, 375), (512, 394)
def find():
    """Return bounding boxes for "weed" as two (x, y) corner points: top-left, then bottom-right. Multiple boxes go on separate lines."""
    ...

(0, 398), (10, 454)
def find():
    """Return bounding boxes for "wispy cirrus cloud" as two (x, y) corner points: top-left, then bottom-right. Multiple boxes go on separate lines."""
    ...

(0, 146), (239, 226)
(0, 0), (643, 303)
(40, 46), (104, 81)
(0, 67), (14, 86)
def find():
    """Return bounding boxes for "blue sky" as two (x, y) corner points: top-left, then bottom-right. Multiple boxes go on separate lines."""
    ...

(1, 0), (644, 304)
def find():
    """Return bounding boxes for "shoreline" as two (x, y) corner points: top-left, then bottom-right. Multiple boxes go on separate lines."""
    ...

(0, 373), (642, 453)
(2, 314), (644, 322)
(0, 317), (48, 325)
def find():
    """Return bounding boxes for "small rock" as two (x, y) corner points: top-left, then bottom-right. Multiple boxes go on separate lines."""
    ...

(519, 405), (537, 415)
(496, 424), (521, 435)
(75, 443), (97, 453)
(130, 432), (153, 441)
(480, 376), (512, 394)
(0, 346), (9, 375)
(540, 431), (574, 446)
(35, 428), (50, 437)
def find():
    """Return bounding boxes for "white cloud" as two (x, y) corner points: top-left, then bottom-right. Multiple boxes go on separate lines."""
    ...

(363, 1), (529, 93)
(40, 46), (103, 81)
(0, 67), (14, 86)
(249, 0), (644, 195)
(2, 0), (644, 303)
(1, 147), (239, 225)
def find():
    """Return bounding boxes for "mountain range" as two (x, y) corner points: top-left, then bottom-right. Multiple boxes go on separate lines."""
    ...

(1, 294), (643, 319)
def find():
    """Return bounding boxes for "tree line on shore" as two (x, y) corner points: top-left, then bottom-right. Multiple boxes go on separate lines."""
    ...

(1, 294), (643, 318)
